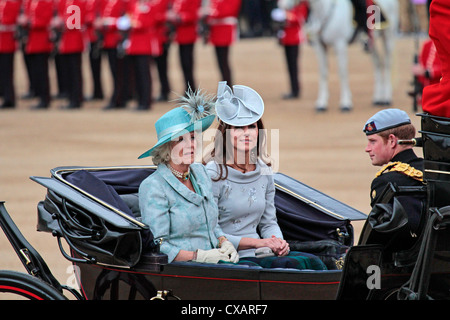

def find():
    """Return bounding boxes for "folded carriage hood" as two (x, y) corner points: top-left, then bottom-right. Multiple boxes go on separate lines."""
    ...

(30, 175), (146, 231)
(274, 172), (367, 221)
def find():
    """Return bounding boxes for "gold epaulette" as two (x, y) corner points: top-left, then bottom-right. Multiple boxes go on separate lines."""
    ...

(375, 161), (423, 182)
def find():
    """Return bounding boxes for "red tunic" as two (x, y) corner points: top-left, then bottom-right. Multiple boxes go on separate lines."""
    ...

(206, 0), (241, 47)
(278, 1), (308, 46)
(418, 39), (441, 87)
(0, 0), (21, 53)
(152, 0), (169, 49)
(422, 0), (450, 117)
(125, 0), (159, 55)
(85, 0), (105, 42)
(57, 0), (87, 54)
(24, 0), (54, 54)
(101, 0), (127, 49)
(169, 0), (200, 45)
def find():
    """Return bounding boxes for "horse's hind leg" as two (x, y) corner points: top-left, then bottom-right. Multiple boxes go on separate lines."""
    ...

(335, 40), (352, 112)
(313, 41), (329, 112)
(381, 30), (394, 105)
(371, 31), (394, 106)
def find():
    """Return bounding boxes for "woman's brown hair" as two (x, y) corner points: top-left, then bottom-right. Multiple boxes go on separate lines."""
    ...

(205, 119), (272, 181)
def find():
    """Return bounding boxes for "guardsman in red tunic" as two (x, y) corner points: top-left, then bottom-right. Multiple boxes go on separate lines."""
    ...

(167, 0), (200, 92)
(100, 0), (129, 109)
(0, 0), (21, 108)
(275, 0), (308, 99)
(21, 0), (54, 109)
(121, 0), (159, 110)
(203, 0), (241, 86)
(421, 0), (450, 118)
(415, 40), (442, 88)
(55, 0), (87, 109)
(85, 0), (106, 100)
(412, 38), (441, 107)
(152, 0), (170, 101)
(18, 0), (35, 99)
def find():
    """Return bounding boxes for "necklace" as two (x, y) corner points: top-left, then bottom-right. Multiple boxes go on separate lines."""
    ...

(231, 163), (255, 173)
(168, 164), (190, 180)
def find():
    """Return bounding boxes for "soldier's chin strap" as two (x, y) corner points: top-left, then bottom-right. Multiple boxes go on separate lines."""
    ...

(397, 137), (423, 147)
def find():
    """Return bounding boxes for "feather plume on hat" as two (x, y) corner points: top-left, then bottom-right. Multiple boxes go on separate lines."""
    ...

(176, 87), (216, 123)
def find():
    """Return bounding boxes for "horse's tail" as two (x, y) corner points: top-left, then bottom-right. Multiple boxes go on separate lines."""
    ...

(348, 27), (361, 45)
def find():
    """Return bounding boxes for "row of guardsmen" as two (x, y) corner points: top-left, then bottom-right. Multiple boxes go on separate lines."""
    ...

(0, 0), (242, 111)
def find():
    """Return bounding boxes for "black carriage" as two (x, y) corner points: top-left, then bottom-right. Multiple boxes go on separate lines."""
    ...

(27, 164), (366, 300)
(3, 113), (450, 300)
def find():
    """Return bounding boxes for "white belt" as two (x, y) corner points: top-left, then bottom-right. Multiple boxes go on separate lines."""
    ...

(208, 16), (238, 26)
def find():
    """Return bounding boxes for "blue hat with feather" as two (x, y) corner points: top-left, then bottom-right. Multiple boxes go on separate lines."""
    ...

(138, 88), (216, 159)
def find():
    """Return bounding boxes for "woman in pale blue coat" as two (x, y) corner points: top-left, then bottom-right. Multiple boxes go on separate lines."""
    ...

(206, 82), (326, 270)
(206, 82), (290, 258)
(138, 89), (238, 264)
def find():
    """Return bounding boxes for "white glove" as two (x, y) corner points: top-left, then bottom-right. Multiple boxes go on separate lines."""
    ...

(219, 240), (239, 263)
(194, 248), (231, 263)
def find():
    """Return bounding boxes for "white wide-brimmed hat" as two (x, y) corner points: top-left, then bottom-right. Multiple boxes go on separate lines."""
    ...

(215, 81), (264, 126)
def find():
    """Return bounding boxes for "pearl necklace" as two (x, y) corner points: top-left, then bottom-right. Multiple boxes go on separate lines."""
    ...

(168, 164), (190, 180)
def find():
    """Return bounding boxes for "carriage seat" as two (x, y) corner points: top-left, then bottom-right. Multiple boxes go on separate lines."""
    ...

(120, 193), (141, 218)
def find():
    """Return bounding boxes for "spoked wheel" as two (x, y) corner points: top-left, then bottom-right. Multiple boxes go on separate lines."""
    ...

(0, 270), (66, 300)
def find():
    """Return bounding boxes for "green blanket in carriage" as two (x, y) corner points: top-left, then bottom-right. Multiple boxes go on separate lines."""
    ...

(221, 251), (327, 270)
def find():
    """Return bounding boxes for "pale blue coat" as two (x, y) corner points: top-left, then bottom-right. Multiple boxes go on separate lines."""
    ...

(206, 160), (283, 258)
(139, 163), (224, 263)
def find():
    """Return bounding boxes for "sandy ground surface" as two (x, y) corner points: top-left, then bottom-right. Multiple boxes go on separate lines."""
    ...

(0, 34), (425, 295)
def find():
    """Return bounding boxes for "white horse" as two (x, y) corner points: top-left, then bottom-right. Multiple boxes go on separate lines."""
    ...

(304, 0), (399, 112)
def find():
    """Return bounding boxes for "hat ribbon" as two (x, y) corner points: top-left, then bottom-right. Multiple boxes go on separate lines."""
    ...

(157, 122), (190, 140)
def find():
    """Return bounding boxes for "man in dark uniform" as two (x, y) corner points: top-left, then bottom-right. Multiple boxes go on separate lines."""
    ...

(362, 108), (425, 249)
(363, 108), (424, 207)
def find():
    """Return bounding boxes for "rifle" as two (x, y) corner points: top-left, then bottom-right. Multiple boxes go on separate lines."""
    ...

(91, 13), (104, 59)
(15, 7), (29, 50)
(49, 9), (63, 58)
(198, 15), (209, 45)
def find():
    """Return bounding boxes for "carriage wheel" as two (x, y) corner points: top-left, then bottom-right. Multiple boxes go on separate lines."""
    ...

(0, 270), (66, 300)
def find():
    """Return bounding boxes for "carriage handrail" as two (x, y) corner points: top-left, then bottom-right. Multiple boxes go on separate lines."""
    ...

(0, 201), (63, 292)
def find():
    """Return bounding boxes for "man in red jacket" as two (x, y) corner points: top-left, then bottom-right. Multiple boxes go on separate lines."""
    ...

(152, 0), (171, 101)
(421, 0), (450, 117)
(203, 0), (241, 87)
(100, 0), (130, 110)
(167, 0), (200, 92)
(0, 0), (21, 108)
(85, 0), (106, 101)
(275, 0), (308, 100)
(55, 0), (86, 109)
(121, 0), (161, 110)
(411, 38), (441, 107)
(20, 0), (54, 109)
